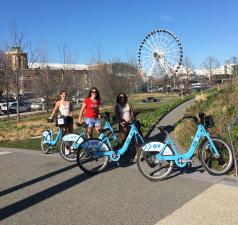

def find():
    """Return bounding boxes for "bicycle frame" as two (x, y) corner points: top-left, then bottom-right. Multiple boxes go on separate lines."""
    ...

(94, 123), (144, 161)
(42, 127), (63, 146)
(154, 124), (220, 167)
(99, 121), (118, 143)
(64, 120), (118, 150)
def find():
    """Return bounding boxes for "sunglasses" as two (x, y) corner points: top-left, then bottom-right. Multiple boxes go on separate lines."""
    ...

(91, 91), (97, 94)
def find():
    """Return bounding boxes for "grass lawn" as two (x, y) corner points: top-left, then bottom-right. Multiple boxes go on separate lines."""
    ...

(0, 93), (183, 150)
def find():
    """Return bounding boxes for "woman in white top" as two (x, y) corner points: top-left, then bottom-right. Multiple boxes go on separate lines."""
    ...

(49, 90), (73, 134)
(115, 92), (134, 144)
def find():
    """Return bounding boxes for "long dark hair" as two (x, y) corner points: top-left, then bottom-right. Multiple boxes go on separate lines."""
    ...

(87, 87), (100, 100)
(116, 92), (128, 104)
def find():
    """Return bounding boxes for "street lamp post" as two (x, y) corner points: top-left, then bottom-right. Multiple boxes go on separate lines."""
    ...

(16, 54), (21, 122)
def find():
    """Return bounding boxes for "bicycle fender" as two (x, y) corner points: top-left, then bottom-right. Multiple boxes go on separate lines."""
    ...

(62, 134), (84, 144)
(42, 130), (51, 141)
(142, 142), (173, 155)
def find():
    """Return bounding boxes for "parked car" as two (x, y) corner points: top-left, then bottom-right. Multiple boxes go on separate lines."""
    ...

(1, 102), (28, 114)
(21, 100), (31, 111)
(0, 108), (4, 115)
(142, 97), (160, 103)
(0, 100), (6, 109)
(30, 101), (43, 111)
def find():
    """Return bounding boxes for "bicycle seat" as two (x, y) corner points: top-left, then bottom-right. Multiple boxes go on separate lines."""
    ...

(99, 128), (111, 133)
(182, 115), (199, 124)
(158, 126), (165, 132)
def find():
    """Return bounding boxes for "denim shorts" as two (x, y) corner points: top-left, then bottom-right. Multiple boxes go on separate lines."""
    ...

(84, 118), (101, 128)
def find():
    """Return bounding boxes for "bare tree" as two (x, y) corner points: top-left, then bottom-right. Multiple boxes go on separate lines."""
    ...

(202, 56), (220, 85)
(87, 46), (141, 105)
(3, 23), (30, 122)
(0, 51), (5, 97)
(182, 56), (195, 82)
(32, 50), (62, 112)
(58, 42), (79, 96)
(0, 50), (15, 118)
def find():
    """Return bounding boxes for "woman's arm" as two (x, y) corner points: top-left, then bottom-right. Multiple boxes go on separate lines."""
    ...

(49, 101), (60, 119)
(77, 102), (86, 123)
(114, 104), (121, 121)
(129, 104), (134, 121)
(69, 101), (73, 117)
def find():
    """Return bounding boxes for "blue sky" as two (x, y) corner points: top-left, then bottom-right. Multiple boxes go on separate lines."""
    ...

(0, 0), (237, 67)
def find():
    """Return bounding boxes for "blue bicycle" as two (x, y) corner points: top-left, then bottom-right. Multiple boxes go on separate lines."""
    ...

(60, 112), (119, 162)
(137, 112), (234, 181)
(41, 116), (65, 154)
(77, 120), (144, 174)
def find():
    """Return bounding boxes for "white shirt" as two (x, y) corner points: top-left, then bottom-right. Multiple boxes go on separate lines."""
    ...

(117, 103), (131, 122)
(59, 101), (71, 116)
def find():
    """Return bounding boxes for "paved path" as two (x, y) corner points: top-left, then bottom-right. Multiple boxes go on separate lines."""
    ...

(0, 99), (238, 225)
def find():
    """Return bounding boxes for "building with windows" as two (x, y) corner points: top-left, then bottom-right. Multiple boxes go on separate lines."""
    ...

(5, 46), (28, 70)
(1, 48), (142, 97)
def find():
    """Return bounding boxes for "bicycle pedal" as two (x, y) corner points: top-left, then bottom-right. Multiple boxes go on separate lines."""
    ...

(183, 159), (193, 163)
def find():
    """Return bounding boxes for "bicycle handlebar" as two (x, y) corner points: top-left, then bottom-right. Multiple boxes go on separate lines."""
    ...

(47, 118), (54, 123)
(100, 112), (110, 121)
(76, 122), (88, 128)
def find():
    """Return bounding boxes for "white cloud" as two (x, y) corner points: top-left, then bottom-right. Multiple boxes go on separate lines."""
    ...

(160, 15), (173, 22)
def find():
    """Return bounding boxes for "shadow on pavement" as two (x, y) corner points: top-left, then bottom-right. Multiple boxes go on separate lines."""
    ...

(0, 162), (119, 220)
(166, 164), (205, 180)
(0, 164), (78, 197)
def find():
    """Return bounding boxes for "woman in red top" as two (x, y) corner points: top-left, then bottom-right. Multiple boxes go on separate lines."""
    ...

(77, 87), (101, 138)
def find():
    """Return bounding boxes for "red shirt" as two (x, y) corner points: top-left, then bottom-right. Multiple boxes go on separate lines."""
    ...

(84, 98), (100, 118)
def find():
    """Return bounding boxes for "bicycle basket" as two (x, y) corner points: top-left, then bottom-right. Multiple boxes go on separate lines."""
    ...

(56, 117), (66, 127)
(204, 115), (214, 128)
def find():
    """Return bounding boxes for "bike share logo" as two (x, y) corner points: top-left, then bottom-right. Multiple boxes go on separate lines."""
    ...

(143, 143), (161, 151)
(82, 140), (100, 148)
(153, 143), (161, 148)
(192, 136), (199, 148)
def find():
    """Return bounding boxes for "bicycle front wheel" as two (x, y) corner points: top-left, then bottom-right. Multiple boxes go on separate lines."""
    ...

(77, 138), (110, 174)
(41, 137), (51, 154)
(199, 138), (233, 175)
(137, 146), (174, 181)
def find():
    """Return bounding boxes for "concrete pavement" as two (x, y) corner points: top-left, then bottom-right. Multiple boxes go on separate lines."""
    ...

(155, 183), (238, 225)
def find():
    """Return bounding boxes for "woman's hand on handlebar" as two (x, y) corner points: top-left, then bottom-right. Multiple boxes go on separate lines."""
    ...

(120, 119), (128, 128)
(76, 119), (84, 127)
(47, 118), (54, 123)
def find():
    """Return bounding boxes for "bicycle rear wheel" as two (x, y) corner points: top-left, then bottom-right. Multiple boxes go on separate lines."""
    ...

(60, 141), (76, 162)
(77, 138), (110, 174)
(137, 145), (174, 181)
(199, 137), (233, 175)
(60, 135), (85, 162)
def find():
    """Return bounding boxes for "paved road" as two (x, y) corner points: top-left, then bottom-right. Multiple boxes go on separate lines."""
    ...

(0, 99), (238, 225)
(0, 110), (45, 119)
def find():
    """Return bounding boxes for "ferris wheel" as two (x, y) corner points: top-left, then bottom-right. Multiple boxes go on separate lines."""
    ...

(138, 29), (183, 78)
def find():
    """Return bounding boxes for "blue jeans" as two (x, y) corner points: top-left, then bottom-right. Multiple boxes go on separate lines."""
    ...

(84, 118), (101, 128)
